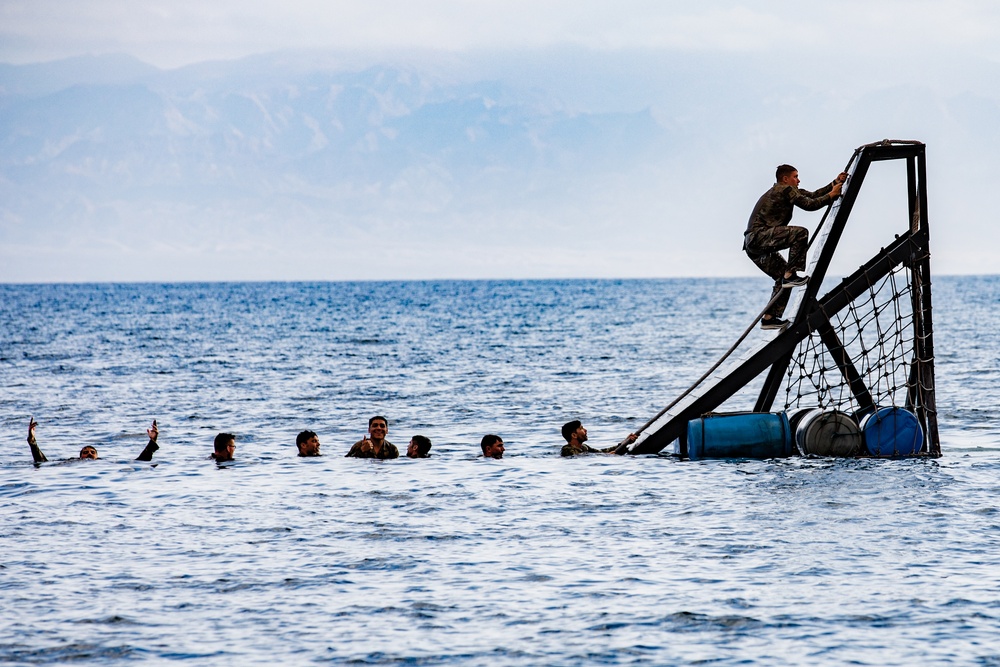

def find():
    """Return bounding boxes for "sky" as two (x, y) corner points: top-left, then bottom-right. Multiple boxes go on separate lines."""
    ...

(3, 1), (1000, 68)
(1, 1), (999, 282)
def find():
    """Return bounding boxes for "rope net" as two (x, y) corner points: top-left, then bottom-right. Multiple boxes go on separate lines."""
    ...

(782, 256), (929, 423)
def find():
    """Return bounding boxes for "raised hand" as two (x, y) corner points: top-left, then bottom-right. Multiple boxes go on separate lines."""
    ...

(27, 417), (47, 463)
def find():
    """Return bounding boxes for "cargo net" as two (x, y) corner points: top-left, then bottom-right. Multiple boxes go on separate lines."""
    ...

(782, 261), (921, 417)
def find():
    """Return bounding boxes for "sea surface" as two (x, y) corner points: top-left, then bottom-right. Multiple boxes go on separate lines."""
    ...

(1, 276), (999, 666)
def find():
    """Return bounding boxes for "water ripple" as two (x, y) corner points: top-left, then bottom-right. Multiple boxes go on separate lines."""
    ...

(0, 278), (998, 665)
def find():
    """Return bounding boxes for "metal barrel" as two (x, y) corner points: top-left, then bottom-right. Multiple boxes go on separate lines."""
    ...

(795, 409), (862, 457)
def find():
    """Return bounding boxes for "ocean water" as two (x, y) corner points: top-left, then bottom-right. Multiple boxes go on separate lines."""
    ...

(1, 276), (999, 665)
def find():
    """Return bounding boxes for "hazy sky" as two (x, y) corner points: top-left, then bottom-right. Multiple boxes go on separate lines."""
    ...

(2, 1), (999, 282)
(3, 0), (1000, 68)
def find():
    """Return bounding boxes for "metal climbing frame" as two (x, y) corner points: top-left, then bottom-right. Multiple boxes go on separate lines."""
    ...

(631, 140), (939, 457)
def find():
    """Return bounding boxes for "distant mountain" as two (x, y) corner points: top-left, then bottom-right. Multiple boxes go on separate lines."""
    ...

(0, 50), (996, 281)
(0, 53), (669, 238)
(0, 53), (160, 98)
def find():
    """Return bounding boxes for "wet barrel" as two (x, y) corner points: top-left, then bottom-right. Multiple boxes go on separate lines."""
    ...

(787, 408), (814, 454)
(788, 408), (813, 434)
(686, 412), (793, 460)
(861, 407), (924, 457)
(795, 408), (862, 457)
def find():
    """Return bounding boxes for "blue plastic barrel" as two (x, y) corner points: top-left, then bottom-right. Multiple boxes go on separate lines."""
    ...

(861, 407), (923, 457)
(686, 412), (793, 460)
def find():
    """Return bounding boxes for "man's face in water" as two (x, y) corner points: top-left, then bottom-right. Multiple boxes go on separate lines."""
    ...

(217, 439), (236, 461)
(369, 419), (388, 442)
(483, 439), (505, 459)
(298, 435), (321, 457)
(79, 446), (98, 460)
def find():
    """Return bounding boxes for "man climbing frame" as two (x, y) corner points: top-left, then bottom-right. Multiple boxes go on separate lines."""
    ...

(744, 164), (847, 330)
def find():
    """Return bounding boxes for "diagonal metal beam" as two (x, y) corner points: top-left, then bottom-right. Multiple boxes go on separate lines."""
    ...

(815, 318), (876, 416)
(632, 225), (929, 455)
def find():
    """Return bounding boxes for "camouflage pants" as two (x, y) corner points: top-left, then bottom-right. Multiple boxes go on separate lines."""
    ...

(745, 225), (808, 318)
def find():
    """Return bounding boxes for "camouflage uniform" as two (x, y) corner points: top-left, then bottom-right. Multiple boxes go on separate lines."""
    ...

(345, 439), (399, 459)
(27, 434), (158, 463)
(744, 181), (837, 318)
(560, 442), (623, 457)
(27, 434), (47, 464)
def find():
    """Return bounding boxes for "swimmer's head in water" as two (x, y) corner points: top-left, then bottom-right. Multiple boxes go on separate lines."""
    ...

(79, 446), (99, 460)
(407, 435), (431, 458)
(296, 430), (321, 457)
(561, 420), (586, 444)
(368, 416), (388, 440)
(213, 433), (236, 461)
(480, 434), (504, 459)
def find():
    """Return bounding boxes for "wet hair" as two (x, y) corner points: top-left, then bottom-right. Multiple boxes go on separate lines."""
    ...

(296, 430), (317, 446)
(776, 164), (798, 182)
(411, 435), (432, 457)
(480, 434), (502, 454)
(561, 420), (582, 443)
(368, 415), (388, 428)
(214, 432), (236, 453)
(79, 445), (98, 459)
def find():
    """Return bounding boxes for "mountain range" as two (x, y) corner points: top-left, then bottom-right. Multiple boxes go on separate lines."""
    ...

(1, 50), (996, 281)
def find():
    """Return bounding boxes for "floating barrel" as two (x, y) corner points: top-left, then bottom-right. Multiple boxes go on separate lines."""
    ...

(686, 412), (793, 460)
(795, 408), (862, 457)
(861, 407), (924, 457)
(787, 408), (814, 453)
(788, 408), (813, 434)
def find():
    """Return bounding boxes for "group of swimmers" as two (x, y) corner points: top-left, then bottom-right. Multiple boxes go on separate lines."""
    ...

(24, 415), (640, 464)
